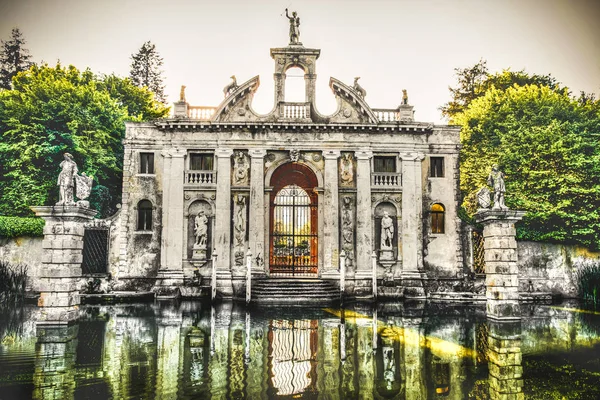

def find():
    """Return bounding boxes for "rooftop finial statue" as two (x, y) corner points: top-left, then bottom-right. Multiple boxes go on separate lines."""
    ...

(285, 8), (301, 45)
(487, 164), (508, 210)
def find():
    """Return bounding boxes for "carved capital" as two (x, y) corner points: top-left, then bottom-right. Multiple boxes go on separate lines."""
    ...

(322, 150), (341, 160)
(355, 150), (373, 161)
(215, 148), (234, 158)
(249, 148), (268, 159)
(399, 152), (425, 162)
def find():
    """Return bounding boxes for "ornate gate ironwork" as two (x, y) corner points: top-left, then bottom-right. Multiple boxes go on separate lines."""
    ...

(270, 184), (318, 276)
(472, 229), (485, 275)
(82, 228), (109, 274)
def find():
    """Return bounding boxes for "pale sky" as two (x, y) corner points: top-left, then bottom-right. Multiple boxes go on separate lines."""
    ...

(1, 0), (598, 124)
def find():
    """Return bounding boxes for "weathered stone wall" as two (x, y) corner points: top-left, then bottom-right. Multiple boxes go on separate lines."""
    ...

(517, 241), (600, 297)
(0, 236), (43, 290)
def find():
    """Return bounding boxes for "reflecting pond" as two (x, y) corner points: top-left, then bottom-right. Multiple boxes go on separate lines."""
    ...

(1, 301), (600, 399)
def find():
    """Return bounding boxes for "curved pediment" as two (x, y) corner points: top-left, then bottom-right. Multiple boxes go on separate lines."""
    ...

(212, 76), (261, 122)
(328, 77), (379, 124)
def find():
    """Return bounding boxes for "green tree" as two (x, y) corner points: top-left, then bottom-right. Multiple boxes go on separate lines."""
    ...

(0, 28), (34, 90)
(0, 64), (169, 217)
(441, 59), (559, 122)
(456, 84), (600, 249)
(129, 41), (166, 103)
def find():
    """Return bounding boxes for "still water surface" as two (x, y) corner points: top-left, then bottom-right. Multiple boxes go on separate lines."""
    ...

(1, 301), (600, 399)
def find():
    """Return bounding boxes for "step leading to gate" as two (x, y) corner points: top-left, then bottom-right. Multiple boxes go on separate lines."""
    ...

(251, 279), (339, 304)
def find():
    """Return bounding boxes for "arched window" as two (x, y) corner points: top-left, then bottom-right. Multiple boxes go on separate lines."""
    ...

(431, 203), (445, 234)
(284, 67), (306, 102)
(137, 200), (153, 231)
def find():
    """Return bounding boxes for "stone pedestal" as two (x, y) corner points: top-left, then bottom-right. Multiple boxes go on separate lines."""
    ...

(475, 209), (525, 321)
(487, 321), (524, 400)
(192, 246), (207, 261)
(31, 205), (96, 325)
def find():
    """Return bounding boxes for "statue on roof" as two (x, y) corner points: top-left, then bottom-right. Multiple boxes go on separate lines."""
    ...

(353, 77), (366, 98)
(179, 85), (186, 102)
(285, 9), (301, 45)
(402, 89), (408, 105)
(223, 75), (238, 97)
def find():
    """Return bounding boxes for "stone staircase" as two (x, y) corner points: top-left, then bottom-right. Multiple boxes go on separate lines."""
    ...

(251, 279), (339, 304)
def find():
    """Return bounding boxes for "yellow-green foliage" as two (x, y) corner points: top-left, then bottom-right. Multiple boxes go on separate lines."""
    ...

(0, 216), (44, 238)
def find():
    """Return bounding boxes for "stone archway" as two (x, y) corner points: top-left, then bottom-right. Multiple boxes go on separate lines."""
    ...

(269, 162), (319, 276)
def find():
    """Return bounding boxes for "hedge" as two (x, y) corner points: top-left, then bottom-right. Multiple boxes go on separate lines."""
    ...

(0, 216), (45, 238)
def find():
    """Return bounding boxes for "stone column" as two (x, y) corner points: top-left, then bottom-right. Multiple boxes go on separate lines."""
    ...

(305, 73), (317, 104)
(249, 149), (267, 275)
(158, 148), (186, 287)
(475, 210), (525, 320)
(487, 321), (524, 400)
(355, 151), (373, 291)
(31, 205), (96, 325)
(399, 152), (426, 299)
(322, 150), (340, 279)
(214, 148), (234, 297)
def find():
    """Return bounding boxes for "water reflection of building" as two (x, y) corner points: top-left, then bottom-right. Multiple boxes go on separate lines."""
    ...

(21, 303), (546, 399)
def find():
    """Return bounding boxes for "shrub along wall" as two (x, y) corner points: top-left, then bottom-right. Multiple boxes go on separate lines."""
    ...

(0, 217), (44, 238)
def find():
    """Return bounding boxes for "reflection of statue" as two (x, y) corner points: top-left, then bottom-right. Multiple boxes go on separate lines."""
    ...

(402, 89), (408, 105)
(233, 151), (249, 185)
(487, 164), (507, 210)
(75, 172), (93, 207)
(194, 211), (208, 249)
(383, 346), (396, 390)
(340, 153), (354, 185)
(179, 85), (186, 102)
(285, 9), (301, 45)
(57, 153), (78, 205)
(380, 211), (394, 249)
(353, 77), (366, 98)
(223, 75), (238, 97)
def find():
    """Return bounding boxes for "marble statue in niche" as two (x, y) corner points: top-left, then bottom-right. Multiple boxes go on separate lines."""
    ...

(380, 211), (394, 250)
(233, 151), (249, 186)
(192, 210), (208, 261)
(487, 164), (507, 210)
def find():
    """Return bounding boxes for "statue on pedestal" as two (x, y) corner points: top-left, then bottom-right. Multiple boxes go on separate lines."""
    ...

(340, 153), (354, 185)
(194, 211), (208, 249)
(285, 9), (301, 45)
(179, 85), (186, 102)
(487, 164), (507, 210)
(57, 153), (78, 206)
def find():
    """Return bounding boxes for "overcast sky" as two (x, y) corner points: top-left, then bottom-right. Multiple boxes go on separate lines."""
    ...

(1, 0), (598, 124)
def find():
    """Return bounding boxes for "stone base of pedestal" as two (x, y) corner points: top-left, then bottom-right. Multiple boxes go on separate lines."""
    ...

(216, 269), (234, 298)
(379, 260), (395, 285)
(354, 270), (376, 298)
(191, 247), (207, 261)
(401, 271), (426, 299)
(486, 300), (521, 321)
(31, 205), (97, 325)
(155, 269), (185, 298)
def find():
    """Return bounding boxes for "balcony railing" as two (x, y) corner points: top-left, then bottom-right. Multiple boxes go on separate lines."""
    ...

(280, 102), (310, 120)
(187, 106), (217, 120)
(185, 170), (216, 185)
(372, 108), (399, 122)
(371, 172), (402, 187)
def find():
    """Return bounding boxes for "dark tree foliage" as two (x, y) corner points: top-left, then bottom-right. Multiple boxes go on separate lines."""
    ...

(0, 28), (34, 90)
(0, 64), (169, 218)
(129, 41), (166, 103)
(447, 62), (600, 249)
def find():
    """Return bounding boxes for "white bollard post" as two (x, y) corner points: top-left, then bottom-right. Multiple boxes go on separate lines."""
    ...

(246, 248), (252, 305)
(211, 249), (218, 302)
(371, 251), (378, 301)
(339, 250), (346, 303)
(372, 308), (378, 352)
(340, 311), (346, 362)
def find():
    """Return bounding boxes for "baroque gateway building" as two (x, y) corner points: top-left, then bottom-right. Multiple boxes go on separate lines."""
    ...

(115, 33), (463, 299)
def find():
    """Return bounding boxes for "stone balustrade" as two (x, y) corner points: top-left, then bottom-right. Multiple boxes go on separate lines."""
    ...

(280, 102), (310, 119)
(371, 172), (402, 187)
(372, 108), (399, 122)
(185, 170), (216, 185)
(187, 106), (217, 120)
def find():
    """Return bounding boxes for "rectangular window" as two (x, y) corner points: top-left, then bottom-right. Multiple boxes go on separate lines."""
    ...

(190, 153), (214, 170)
(139, 152), (154, 174)
(430, 157), (444, 177)
(374, 156), (396, 173)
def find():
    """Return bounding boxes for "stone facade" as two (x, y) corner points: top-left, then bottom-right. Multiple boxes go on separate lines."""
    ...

(116, 39), (463, 298)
